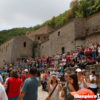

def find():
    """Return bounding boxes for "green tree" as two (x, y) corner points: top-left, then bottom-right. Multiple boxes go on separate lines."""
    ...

(75, 0), (100, 18)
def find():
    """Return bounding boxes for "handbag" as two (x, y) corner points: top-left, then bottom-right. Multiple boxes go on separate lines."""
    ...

(6, 78), (10, 94)
(45, 83), (58, 100)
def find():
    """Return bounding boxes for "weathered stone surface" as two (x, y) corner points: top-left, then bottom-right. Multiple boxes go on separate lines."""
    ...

(0, 39), (14, 66)
(26, 25), (54, 41)
(39, 12), (100, 57)
(40, 21), (76, 57)
(0, 36), (33, 66)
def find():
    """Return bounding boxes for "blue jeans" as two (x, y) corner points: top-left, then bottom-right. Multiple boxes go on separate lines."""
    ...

(8, 95), (19, 100)
(92, 50), (97, 61)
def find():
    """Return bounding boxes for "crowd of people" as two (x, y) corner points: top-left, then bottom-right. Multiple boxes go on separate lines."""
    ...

(0, 42), (100, 100)
(2, 43), (100, 69)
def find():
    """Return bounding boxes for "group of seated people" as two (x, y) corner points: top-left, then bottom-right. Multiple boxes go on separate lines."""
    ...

(2, 43), (100, 70)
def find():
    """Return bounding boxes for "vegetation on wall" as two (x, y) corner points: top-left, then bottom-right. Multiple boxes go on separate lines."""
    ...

(75, 0), (100, 18)
(0, 0), (100, 45)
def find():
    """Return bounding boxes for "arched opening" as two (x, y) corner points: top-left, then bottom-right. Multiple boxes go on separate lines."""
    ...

(38, 36), (40, 40)
(62, 47), (65, 54)
(24, 42), (26, 47)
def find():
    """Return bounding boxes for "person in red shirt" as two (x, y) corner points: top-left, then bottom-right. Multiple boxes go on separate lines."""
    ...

(84, 47), (91, 57)
(6, 69), (22, 100)
(21, 69), (30, 83)
(41, 56), (45, 67)
(66, 52), (71, 61)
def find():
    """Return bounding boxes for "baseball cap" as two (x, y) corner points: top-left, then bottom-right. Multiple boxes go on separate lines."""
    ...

(70, 88), (96, 100)
(24, 69), (28, 72)
(76, 68), (82, 72)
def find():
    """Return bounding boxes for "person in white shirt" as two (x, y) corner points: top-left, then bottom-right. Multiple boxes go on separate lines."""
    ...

(76, 68), (87, 89)
(97, 45), (100, 54)
(0, 82), (8, 100)
(88, 71), (99, 95)
(0, 74), (3, 83)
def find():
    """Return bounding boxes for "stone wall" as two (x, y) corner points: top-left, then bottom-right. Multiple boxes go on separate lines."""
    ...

(12, 36), (33, 62)
(40, 18), (89, 57)
(26, 25), (54, 41)
(86, 13), (100, 35)
(35, 34), (49, 43)
(39, 13), (100, 57)
(40, 41), (50, 57)
(50, 21), (76, 56)
(75, 12), (100, 47)
(0, 36), (33, 66)
(0, 39), (14, 66)
(75, 39), (85, 47)
(84, 13), (100, 47)
(85, 34), (100, 47)
(74, 18), (86, 39)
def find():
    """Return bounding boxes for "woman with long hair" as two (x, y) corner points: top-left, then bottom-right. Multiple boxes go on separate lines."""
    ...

(61, 73), (79, 100)
(46, 74), (62, 100)
(68, 74), (79, 91)
(5, 69), (22, 100)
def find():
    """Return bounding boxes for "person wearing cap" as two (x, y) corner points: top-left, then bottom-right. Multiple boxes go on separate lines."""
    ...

(24, 69), (30, 78)
(21, 69), (30, 83)
(70, 88), (96, 100)
(76, 68), (87, 89)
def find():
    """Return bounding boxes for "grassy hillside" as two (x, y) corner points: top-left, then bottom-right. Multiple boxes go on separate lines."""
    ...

(0, 26), (41, 45)
(0, 0), (100, 45)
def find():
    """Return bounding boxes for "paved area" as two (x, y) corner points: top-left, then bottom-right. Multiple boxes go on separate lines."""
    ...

(38, 86), (63, 100)
(38, 86), (48, 100)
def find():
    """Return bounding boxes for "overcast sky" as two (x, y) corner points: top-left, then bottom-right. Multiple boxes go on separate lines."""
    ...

(0, 0), (72, 31)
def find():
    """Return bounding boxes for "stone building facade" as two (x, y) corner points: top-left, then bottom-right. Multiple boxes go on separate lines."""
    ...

(26, 25), (54, 41)
(0, 25), (54, 66)
(0, 13), (100, 66)
(39, 12), (100, 57)
(40, 21), (76, 57)
(0, 36), (33, 66)
(0, 39), (14, 66)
